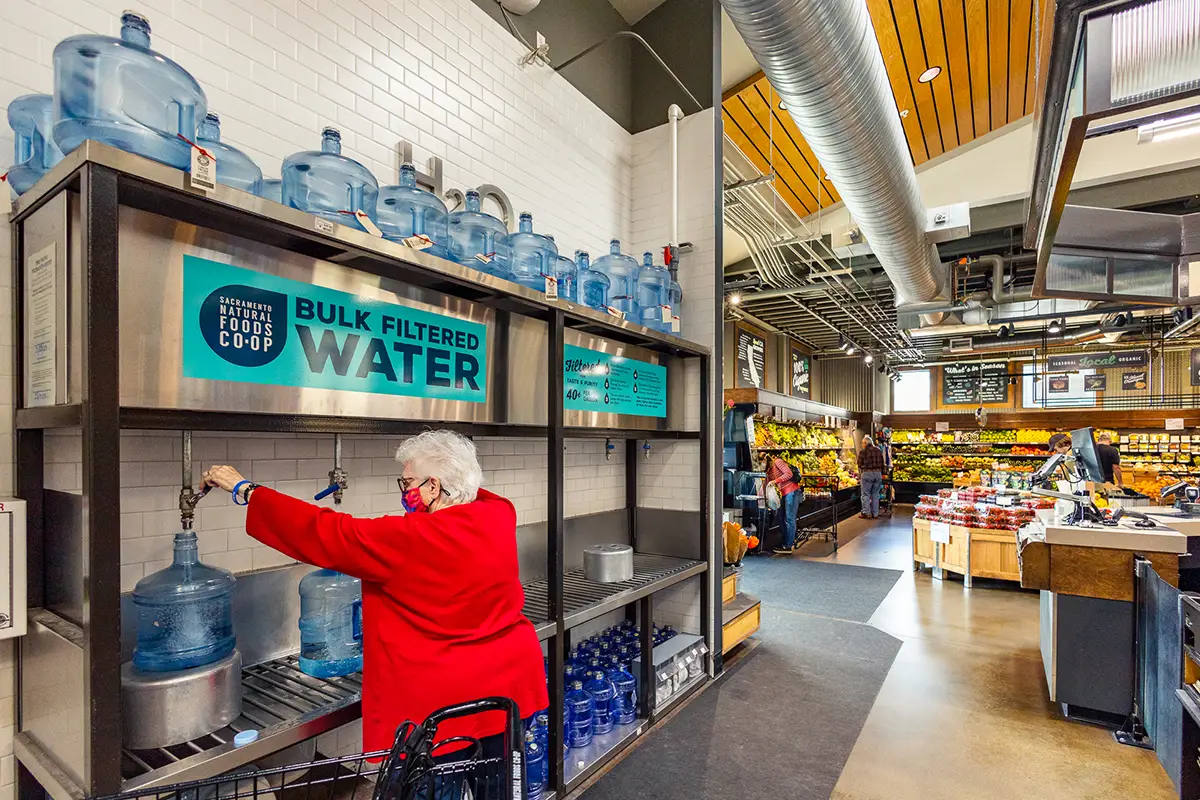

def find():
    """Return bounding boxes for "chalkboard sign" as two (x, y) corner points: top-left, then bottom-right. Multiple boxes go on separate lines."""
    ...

(790, 348), (810, 399)
(1048, 375), (1070, 393)
(736, 327), (767, 389)
(1123, 371), (1147, 390)
(1083, 373), (1106, 392)
(941, 362), (1008, 404)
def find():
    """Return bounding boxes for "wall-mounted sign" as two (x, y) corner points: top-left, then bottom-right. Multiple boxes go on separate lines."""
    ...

(941, 362), (1008, 404)
(736, 327), (766, 389)
(789, 348), (811, 399)
(563, 344), (666, 418)
(1122, 371), (1147, 390)
(1048, 375), (1070, 393)
(935, 422), (950, 432)
(1046, 349), (1147, 371)
(1166, 418), (1186, 431)
(1083, 373), (1107, 392)
(1192, 348), (1200, 387)
(182, 256), (488, 401)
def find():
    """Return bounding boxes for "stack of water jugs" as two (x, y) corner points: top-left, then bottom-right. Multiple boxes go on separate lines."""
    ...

(523, 620), (676, 797)
(6, 10), (683, 337)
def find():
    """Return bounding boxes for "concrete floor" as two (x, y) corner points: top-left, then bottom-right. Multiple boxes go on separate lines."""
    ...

(798, 510), (1176, 800)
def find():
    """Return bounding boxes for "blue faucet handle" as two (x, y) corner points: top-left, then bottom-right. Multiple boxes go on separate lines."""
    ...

(314, 483), (340, 501)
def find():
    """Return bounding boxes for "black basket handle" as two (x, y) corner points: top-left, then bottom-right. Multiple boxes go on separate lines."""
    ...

(423, 697), (524, 800)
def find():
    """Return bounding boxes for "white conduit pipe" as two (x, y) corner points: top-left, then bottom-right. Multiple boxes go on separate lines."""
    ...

(669, 104), (683, 250)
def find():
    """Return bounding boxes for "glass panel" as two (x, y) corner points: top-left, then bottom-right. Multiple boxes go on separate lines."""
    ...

(893, 370), (932, 412)
(1112, 256), (1175, 297)
(1110, 0), (1200, 104)
(1046, 252), (1108, 294)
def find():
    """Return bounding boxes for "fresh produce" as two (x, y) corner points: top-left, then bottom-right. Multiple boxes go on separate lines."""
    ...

(891, 429), (927, 443)
(754, 418), (841, 449)
(979, 429), (1017, 443)
(1015, 429), (1053, 444)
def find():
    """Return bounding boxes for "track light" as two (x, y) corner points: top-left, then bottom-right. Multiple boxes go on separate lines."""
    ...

(997, 324), (1012, 339)
(846, 343), (856, 355)
(864, 353), (874, 364)
(1111, 311), (1131, 328)
(877, 364), (887, 374)
(1047, 319), (1063, 334)
(728, 293), (741, 306)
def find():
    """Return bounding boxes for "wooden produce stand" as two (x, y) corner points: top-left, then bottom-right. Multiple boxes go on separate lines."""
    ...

(913, 518), (1021, 587)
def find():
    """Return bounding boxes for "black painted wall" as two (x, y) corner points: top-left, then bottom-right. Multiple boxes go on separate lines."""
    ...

(631, 0), (714, 132)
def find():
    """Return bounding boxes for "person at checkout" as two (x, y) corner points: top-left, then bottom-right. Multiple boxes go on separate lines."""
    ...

(1039, 433), (1075, 489)
(201, 430), (548, 757)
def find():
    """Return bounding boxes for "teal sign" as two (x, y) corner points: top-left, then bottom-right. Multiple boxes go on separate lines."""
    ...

(564, 344), (666, 418)
(182, 256), (487, 402)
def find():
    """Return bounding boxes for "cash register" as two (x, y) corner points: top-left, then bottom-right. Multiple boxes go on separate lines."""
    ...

(1030, 427), (1154, 527)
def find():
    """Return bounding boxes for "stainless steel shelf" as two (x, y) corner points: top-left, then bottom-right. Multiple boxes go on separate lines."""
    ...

(564, 717), (647, 790)
(522, 554), (706, 631)
(120, 655), (362, 790)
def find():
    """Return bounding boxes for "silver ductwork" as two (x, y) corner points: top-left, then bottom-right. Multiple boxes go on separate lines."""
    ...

(722, 0), (946, 306)
(949, 324), (1106, 354)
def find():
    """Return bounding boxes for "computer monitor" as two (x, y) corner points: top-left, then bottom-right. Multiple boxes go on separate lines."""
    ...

(1070, 427), (1106, 483)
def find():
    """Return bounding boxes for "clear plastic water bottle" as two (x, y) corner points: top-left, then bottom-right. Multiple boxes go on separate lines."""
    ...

(377, 163), (450, 259)
(668, 278), (682, 334)
(636, 252), (672, 332)
(282, 127), (378, 232)
(260, 179), (283, 204)
(551, 248), (578, 302)
(577, 251), (611, 312)
(524, 729), (545, 798)
(7, 94), (63, 196)
(609, 662), (638, 724)
(447, 190), (511, 278)
(298, 569), (363, 678)
(54, 12), (207, 169)
(565, 680), (594, 749)
(584, 669), (616, 735)
(592, 240), (641, 320)
(195, 113), (263, 196)
(498, 212), (557, 293)
(132, 532), (235, 672)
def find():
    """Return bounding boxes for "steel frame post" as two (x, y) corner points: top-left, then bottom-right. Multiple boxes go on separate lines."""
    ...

(546, 308), (565, 795)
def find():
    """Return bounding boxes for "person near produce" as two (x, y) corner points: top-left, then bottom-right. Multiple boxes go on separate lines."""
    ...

(765, 455), (802, 554)
(857, 437), (886, 519)
(201, 430), (548, 761)
(1097, 432), (1124, 487)
(1041, 433), (1075, 488)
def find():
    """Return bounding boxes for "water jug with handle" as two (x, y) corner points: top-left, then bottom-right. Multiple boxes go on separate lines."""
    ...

(298, 568), (363, 678)
(132, 531), (236, 672)
(554, 251), (579, 302)
(195, 113), (263, 196)
(54, 12), (207, 169)
(592, 240), (641, 320)
(565, 680), (594, 749)
(282, 128), (379, 233)
(447, 190), (512, 279)
(260, 179), (283, 204)
(7, 94), (63, 196)
(498, 212), (557, 293)
(636, 252), (672, 332)
(576, 251), (611, 312)
(584, 668), (616, 734)
(376, 163), (450, 258)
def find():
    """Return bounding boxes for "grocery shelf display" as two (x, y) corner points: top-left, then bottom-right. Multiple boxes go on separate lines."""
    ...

(750, 417), (859, 488)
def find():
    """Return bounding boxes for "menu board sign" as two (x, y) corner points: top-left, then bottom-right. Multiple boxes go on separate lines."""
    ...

(736, 327), (766, 389)
(941, 362), (1008, 404)
(1048, 375), (1070, 393)
(1047, 349), (1147, 371)
(1083, 373), (1106, 392)
(789, 347), (811, 399)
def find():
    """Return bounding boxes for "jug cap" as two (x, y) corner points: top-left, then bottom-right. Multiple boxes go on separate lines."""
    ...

(122, 10), (151, 27)
(322, 126), (341, 139)
(233, 730), (259, 747)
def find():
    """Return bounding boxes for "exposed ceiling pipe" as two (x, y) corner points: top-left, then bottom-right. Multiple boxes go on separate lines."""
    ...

(721, 0), (947, 309)
(963, 255), (1033, 305)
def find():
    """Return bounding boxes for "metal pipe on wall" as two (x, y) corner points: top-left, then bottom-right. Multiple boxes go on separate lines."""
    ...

(669, 104), (683, 252)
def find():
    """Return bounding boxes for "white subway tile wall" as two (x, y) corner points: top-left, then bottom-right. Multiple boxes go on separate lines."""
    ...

(653, 576), (701, 635)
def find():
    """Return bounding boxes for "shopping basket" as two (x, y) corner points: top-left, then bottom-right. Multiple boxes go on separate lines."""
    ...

(92, 697), (526, 800)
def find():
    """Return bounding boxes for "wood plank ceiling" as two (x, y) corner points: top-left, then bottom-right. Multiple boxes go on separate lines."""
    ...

(722, 0), (1038, 218)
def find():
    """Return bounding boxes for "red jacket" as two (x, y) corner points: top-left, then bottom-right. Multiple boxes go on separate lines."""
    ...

(245, 487), (548, 750)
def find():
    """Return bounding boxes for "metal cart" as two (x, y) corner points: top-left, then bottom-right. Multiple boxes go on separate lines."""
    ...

(793, 475), (841, 552)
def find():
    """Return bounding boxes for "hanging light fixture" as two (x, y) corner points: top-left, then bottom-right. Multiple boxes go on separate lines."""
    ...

(864, 353), (874, 364)
(1047, 319), (1064, 334)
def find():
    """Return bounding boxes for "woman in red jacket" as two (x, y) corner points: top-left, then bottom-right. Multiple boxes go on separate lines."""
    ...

(202, 430), (548, 755)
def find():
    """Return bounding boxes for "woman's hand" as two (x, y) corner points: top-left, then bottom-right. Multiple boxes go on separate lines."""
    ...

(203, 465), (247, 493)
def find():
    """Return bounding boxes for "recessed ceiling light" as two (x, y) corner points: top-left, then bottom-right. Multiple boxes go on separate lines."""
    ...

(918, 66), (942, 83)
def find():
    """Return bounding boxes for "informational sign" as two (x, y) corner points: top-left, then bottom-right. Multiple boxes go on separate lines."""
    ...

(1047, 349), (1147, 371)
(935, 422), (950, 432)
(25, 243), (57, 407)
(1048, 375), (1070, 393)
(1083, 373), (1107, 392)
(1122, 371), (1147, 391)
(789, 347), (810, 399)
(1192, 348), (1200, 387)
(563, 344), (667, 418)
(736, 327), (766, 389)
(930, 520), (951, 544)
(941, 362), (1008, 404)
(182, 256), (487, 402)
(1167, 418), (1186, 431)
(996, 495), (1013, 507)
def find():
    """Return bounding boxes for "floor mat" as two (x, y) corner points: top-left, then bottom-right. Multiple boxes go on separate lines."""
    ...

(579, 606), (903, 800)
(738, 557), (903, 623)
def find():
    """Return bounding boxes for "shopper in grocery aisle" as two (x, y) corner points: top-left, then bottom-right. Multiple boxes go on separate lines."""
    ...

(1096, 432), (1124, 486)
(766, 455), (801, 554)
(857, 437), (885, 519)
(201, 430), (548, 755)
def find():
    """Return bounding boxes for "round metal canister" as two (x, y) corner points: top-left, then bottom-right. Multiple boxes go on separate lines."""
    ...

(583, 544), (634, 583)
(121, 649), (242, 749)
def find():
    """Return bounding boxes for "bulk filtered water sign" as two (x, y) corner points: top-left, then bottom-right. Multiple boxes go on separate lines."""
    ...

(182, 256), (487, 401)
(563, 344), (666, 418)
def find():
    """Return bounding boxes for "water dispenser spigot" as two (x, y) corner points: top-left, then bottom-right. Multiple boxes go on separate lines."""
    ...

(179, 431), (211, 530)
(315, 434), (349, 504)
(605, 438), (615, 461)
(643, 442), (652, 460)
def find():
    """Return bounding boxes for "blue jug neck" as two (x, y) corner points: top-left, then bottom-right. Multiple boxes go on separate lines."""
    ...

(321, 128), (342, 155)
(609, 239), (621, 255)
(465, 191), (481, 212)
(519, 213), (533, 233)
(399, 163), (417, 188)
(643, 252), (653, 267)
(121, 13), (152, 48)
(172, 531), (200, 567)
(198, 113), (221, 142)
(575, 250), (590, 269)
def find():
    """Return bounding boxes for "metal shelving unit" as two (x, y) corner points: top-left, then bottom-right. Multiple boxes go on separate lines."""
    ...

(10, 142), (718, 800)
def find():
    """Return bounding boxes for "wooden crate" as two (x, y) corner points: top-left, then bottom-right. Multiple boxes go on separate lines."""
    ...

(722, 571), (737, 605)
(912, 519), (1020, 583)
(722, 599), (761, 654)
(912, 518), (936, 568)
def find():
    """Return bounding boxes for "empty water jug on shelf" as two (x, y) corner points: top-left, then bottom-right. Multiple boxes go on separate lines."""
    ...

(377, 163), (449, 258)
(195, 113), (262, 195)
(54, 12), (207, 169)
(7, 94), (63, 197)
(577, 251), (611, 312)
(498, 212), (557, 293)
(637, 252), (672, 332)
(260, 179), (283, 204)
(447, 190), (511, 279)
(565, 680), (595, 749)
(132, 531), (236, 672)
(298, 569), (363, 678)
(592, 240), (641, 320)
(282, 128), (378, 232)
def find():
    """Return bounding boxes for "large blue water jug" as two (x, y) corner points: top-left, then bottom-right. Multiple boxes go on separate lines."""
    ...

(498, 212), (557, 293)
(53, 12), (207, 169)
(565, 680), (594, 749)
(282, 128), (378, 232)
(298, 568), (363, 678)
(377, 163), (449, 258)
(592, 240), (641, 320)
(609, 662), (637, 724)
(584, 669), (615, 734)
(576, 251), (611, 312)
(636, 252), (672, 332)
(195, 113), (262, 196)
(554, 252), (579, 302)
(7, 94), (63, 196)
(447, 190), (512, 279)
(132, 531), (236, 672)
(524, 729), (545, 798)
(260, 179), (282, 204)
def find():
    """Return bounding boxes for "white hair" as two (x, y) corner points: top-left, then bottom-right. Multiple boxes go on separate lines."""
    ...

(862, 436), (874, 446)
(395, 430), (482, 507)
